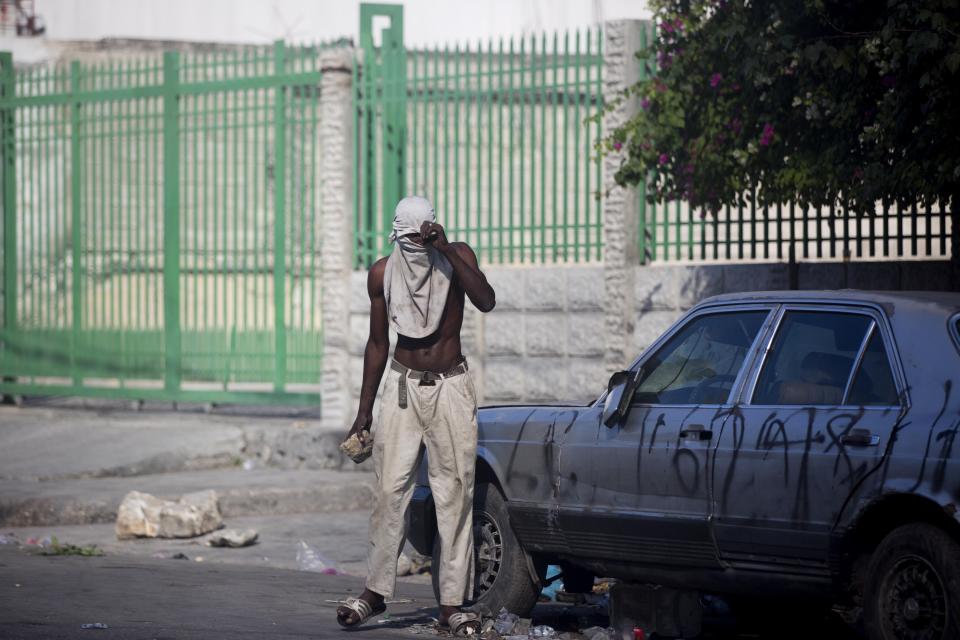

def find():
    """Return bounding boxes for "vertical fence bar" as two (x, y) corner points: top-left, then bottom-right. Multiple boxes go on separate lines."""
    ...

(594, 28), (602, 262)
(539, 32), (546, 262)
(70, 61), (82, 385)
(506, 37), (514, 263)
(272, 41), (287, 392)
(1, 52), (14, 349)
(162, 52), (181, 393)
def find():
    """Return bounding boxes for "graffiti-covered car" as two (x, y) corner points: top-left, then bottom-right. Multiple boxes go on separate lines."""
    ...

(408, 290), (960, 639)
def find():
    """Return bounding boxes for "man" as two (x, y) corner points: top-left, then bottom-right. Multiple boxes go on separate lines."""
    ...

(336, 196), (496, 635)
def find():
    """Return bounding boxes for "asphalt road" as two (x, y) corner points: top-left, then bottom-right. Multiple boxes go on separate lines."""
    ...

(0, 545), (438, 639)
(0, 543), (861, 640)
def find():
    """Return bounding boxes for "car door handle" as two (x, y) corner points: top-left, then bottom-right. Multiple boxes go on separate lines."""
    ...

(841, 428), (880, 447)
(680, 424), (713, 441)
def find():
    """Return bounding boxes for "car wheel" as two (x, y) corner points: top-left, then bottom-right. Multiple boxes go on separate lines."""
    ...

(432, 482), (541, 615)
(863, 523), (960, 640)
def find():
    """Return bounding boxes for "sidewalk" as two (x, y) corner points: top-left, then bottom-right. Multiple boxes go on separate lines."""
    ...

(0, 401), (372, 529)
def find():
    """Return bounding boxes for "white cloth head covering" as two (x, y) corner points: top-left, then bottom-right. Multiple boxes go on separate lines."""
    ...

(383, 196), (453, 339)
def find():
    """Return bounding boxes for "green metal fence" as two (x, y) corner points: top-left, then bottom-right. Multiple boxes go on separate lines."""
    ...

(640, 199), (953, 263)
(354, 5), (605, 267)
(0, 42), (328, 405)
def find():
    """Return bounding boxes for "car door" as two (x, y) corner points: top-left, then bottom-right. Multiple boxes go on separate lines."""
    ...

(712, 304), (907, 575)
(558, 306), (773, 568)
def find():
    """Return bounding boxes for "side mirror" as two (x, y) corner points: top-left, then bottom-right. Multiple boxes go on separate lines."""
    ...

(602, 370), (636, 428)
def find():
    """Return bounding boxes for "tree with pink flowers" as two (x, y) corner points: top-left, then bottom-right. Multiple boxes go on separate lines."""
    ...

(603, 0), (960, 230)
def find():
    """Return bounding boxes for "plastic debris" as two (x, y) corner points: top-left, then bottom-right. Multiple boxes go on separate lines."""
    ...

(540, 565), (564, 601)
(530, 625), (558, 638)
(172, 552), (189, 560)
(0, 533), (17, 545)
(493, 608), (520, 635)
(242, 458), (257, 471)
(80, 623), (108, 629)
(296, 540), (343, 575)
(25, 535), (52, 547)
(582, 627), (617, 640)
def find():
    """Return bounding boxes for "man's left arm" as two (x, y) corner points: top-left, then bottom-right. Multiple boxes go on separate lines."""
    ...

(421, 221), (496, 312)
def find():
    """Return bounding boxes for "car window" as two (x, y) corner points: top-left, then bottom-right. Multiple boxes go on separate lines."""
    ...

(846, 331), (899, 405)
(752, 311), (871, 405)
(633, 311), (767, 405)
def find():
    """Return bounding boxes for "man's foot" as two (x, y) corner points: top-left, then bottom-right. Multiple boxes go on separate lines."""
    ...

(336, 589), (386, 627)
(439, 605), (481, 636)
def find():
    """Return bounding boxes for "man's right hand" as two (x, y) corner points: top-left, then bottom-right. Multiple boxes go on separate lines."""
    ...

(345, 411), (372, 444)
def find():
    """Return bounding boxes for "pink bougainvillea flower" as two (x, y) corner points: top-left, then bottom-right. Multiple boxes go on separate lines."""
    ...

(658, 153), (669, 165)
(641, 97), (651, 110)
(710, 72), (722, 88)
(759, 123), (775, 146)
(613, 141), (623, 151)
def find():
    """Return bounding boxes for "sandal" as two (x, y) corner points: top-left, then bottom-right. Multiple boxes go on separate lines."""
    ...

(336, 597), (386, 628)
(445, 611), (481, 636)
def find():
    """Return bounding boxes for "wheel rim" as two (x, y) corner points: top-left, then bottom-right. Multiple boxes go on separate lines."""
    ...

(880, 554), (948, 640)
(473, 509), (503, 597)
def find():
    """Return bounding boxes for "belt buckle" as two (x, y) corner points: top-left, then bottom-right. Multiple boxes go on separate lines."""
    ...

(417, 371), (438, 386)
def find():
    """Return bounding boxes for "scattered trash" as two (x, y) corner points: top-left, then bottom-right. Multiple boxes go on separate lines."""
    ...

(0, 532), (18, 545)
(207, 528), (259, 548)
(541, 565), (564, 601)
(14, 583), (21, 588)
(242, 458), (258, 471)
(633, 628), (646, 640)
(407, 621), (440, 635)
(171, 552), (189, 560)
(530, 625), (558, 638)
(582, 626), (617, 640)
(296, 540), (343, 575)
(80, 623), (108, 630)
(493, 608), (520, 635)
(194, 556), (204, 562)
(25, 535), (52, 547)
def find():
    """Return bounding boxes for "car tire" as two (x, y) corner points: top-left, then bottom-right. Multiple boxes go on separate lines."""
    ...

(431, 482), (541, 615)
(863, 523), (960, 640)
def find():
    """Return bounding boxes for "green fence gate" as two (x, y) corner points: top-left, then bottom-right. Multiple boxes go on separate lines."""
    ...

(354, 4), (606, 267)
(0, 42), (328, 405)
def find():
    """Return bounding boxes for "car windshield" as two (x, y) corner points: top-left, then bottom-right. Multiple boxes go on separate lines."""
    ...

(632, 311), (768, 405)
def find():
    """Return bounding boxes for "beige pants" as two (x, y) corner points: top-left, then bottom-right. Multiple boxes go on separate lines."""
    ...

(365, 362), (478, 606)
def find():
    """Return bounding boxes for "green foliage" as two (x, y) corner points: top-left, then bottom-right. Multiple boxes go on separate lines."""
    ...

(604, 0), (960, 214)
(40, 536), (104, 557)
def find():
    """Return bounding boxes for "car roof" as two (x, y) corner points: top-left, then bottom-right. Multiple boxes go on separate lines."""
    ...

(697, 289), (960, 316)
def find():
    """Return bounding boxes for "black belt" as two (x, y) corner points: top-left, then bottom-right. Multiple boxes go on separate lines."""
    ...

(390, 358), (468, 409)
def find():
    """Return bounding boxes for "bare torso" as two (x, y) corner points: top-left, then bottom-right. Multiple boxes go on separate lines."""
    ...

(370, 250), (467, 373)
(393, 280), (467, 372)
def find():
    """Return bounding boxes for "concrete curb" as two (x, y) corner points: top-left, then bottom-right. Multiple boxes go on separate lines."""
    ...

(0, 469), (376, 527)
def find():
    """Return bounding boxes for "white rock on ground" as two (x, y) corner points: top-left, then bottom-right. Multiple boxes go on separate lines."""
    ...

(207, 528), (259, 548)
(396, 551), (413, 576)
(115, 490), (222, 540)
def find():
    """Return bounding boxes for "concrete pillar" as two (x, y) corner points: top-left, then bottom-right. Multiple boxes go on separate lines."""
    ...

(602, 21), (644, 373)
(318, 47), (355, 431)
